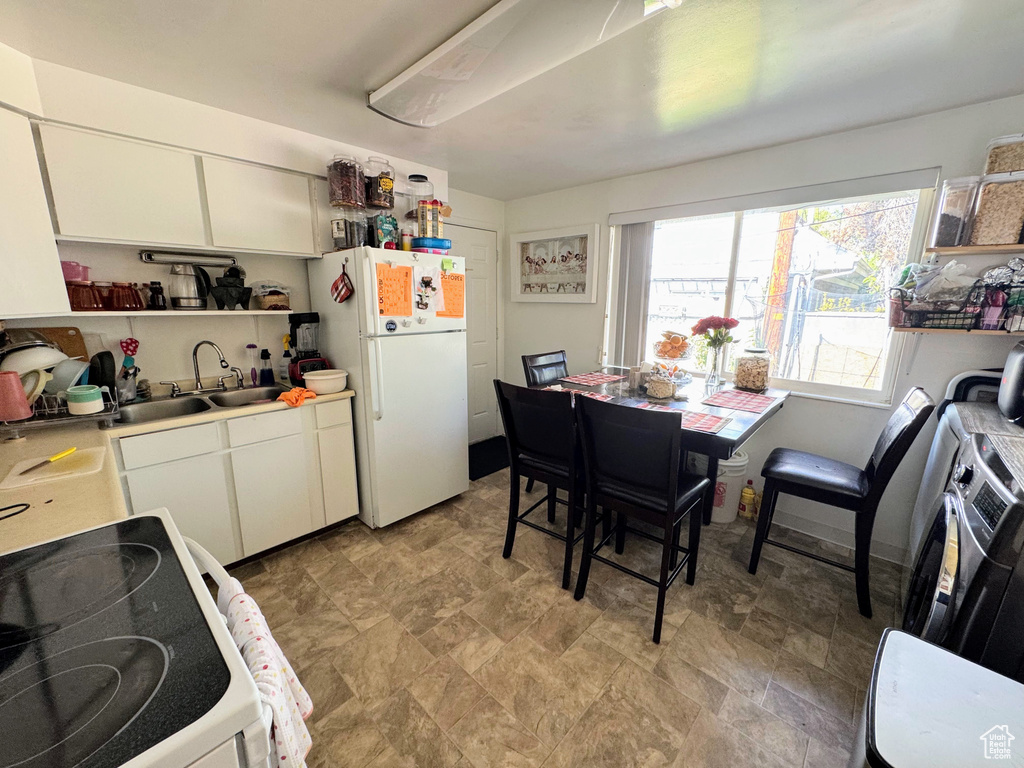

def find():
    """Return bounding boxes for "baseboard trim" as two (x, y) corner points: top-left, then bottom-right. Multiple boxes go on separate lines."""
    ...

(771, 509), (906, 565)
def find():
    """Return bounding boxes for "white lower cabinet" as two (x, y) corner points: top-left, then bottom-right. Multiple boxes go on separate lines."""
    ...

(125, 454), (239, 564)
(117, 398), (358, 565)
(318, 426), (358, 525)
(231, 434), (312, 557)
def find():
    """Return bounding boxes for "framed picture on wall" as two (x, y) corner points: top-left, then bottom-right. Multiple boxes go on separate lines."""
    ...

(509, 224), (599, 303)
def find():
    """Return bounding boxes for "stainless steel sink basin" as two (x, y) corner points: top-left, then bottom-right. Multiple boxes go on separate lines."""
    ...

(207, 386), (286, 408)
(116, 397), (212, 424)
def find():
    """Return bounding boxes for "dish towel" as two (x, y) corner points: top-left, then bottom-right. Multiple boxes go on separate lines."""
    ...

(277, 387), (317, 407)
(220, 580), (313, 766)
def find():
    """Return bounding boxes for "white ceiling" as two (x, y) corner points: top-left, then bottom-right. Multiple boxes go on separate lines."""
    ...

(3, 0), (1024, 201)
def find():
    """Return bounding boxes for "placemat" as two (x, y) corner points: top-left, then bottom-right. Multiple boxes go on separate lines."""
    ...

(703, 389), (776, 413)
(637, 402), (730, 433)
(580, 392), (615, 402)
(560, 372), (626, 386)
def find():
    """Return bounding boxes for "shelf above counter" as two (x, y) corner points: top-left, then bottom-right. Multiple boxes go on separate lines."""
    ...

(891, 327), (1024, 335)
(925, 244), (1024, 257)
(62, 310), (293, 318)
(55, 235), (322, 260)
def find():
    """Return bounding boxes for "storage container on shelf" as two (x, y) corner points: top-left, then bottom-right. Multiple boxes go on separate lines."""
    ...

(733, 347), (771, 392)
(969, 172), (1024, 245)
(327, 155), (365, 208)
(405, 174), (433, 221)
(930, 176), (979, 247)
(330, 207), (367, 250)
(985, 134), (1024, 174)
(364, 156), (395, 209)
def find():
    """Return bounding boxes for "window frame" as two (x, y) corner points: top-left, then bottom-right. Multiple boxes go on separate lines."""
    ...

(623, 184), (936, 406)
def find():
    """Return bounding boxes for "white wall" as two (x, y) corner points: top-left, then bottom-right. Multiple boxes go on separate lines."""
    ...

(0, 41), (41, 113)
(504, 93), (1024, 562)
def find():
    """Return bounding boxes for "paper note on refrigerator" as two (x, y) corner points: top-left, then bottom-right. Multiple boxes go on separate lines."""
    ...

(436, 272), (465, 318)
(377, 263), (412, 316)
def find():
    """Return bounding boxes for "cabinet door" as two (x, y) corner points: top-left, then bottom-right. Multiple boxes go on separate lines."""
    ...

(318, 424), (359, 526)
(0, 111), (69, 318)
(203, 157), (315, 255)
(126, 454), (240, 565)
(39, 124), (206, 245)
(231, 434), (313, 556)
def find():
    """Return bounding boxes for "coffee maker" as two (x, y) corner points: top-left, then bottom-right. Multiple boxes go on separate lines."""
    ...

(287, 313), (331, 385)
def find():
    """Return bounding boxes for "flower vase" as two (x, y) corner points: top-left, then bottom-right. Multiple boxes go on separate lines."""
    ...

(705, 348), (721, 394)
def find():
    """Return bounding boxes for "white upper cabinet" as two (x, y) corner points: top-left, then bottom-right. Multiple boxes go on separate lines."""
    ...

(203, 157), (315, 255)
(0, 110), (70, 318)
(39, 124), (207, 246)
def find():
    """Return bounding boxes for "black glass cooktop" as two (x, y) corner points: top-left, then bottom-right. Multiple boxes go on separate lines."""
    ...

(0, 517), (231, 768)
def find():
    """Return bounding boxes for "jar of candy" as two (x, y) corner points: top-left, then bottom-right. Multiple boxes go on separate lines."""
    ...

(364, 156), (395, 209)
(734, 347), (771, 392)
(327, 155), (365, 208)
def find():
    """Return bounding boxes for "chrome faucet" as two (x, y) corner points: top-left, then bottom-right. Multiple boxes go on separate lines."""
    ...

(193, 340), (230, 392)
(160, 341), (244, 397)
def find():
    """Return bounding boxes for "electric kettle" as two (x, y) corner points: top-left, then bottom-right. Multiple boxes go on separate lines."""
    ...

(168, 265), (212, 310)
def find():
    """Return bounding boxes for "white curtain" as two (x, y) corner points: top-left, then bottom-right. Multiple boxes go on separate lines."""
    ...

(610, 221), (655, 367)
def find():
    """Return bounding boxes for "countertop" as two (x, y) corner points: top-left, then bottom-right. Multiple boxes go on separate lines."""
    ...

(0, 389), (354, 555)
(102, 389), (354, 438)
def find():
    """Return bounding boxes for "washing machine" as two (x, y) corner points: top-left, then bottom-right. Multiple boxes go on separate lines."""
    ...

(902, 428), (1024, 682)
(899, 371), (1001, 614)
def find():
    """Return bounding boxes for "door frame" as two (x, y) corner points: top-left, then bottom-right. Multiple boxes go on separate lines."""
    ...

(446, 221), (504, 440)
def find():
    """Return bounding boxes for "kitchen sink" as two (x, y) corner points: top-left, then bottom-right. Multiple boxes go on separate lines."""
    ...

(207, 386), (286, 408)
(116, 397), (212, 424)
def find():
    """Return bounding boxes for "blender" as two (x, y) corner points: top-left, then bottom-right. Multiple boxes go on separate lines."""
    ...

(287, 312), (331, 385)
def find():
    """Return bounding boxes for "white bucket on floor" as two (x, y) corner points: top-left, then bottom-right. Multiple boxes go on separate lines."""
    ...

(693, 450), (749, 524)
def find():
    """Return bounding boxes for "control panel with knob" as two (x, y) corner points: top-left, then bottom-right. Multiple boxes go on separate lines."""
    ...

(953, 463), (974, 486)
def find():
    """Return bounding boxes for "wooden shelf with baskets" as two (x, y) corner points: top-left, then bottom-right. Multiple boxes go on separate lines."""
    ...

(891, 327), (1024, 335)
(925, 244), (1024, 257)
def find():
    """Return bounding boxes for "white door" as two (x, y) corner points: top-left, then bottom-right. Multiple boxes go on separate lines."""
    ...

(126, 454), (240, 565)
(0, 111), (69, 318)
(231, 434), (313, 556)
(367, 332), (469, 527)
(318, 424), (359, 525)
(449, 225), (499, 443)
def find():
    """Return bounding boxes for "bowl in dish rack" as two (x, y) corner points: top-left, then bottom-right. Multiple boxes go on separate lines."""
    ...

(303, 369), (348, 394)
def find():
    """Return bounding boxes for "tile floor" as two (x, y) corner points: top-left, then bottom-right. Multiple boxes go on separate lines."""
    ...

(227, 470), (902, 767)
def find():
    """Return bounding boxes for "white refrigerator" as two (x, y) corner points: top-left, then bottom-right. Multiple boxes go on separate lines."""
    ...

(309, 246), (469, 528)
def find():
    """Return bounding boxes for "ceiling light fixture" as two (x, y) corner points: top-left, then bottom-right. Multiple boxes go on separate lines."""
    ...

(367, 0), (682, 128)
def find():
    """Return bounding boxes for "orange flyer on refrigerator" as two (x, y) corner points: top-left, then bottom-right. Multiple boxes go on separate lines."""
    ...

(436, 272), (465, 318)
(376, 263), (412, 316)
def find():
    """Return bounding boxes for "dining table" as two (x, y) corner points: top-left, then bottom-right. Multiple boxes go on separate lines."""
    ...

(541, 370), (790, 525)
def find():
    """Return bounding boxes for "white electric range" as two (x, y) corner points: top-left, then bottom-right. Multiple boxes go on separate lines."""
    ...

(0, 509), (269, 768)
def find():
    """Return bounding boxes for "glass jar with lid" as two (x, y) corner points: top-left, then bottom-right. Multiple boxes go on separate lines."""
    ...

(405, 173), (433, 220)
(364, 156), (395, 209)
(734, 347), (771, 392)
(327, 155), (365, 208)
(330, 207), (367, 250)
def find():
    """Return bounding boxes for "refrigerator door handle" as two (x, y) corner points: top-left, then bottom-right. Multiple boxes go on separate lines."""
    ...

(372, 336), (385, 421)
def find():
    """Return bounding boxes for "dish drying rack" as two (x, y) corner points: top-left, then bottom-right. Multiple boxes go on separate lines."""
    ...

(0, 387), (119, 438)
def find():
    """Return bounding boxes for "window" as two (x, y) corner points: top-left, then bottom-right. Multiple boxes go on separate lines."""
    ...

(638, 188), (931, 402)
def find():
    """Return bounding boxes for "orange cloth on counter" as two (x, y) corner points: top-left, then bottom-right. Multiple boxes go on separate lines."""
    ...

(277, 388), (317, 407)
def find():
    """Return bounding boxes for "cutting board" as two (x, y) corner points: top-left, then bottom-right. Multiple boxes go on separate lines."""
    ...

(0, 447), (106, 489)
(24, 327), (88, 360)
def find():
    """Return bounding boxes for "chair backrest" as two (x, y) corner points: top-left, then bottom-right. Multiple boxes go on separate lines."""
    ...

(575, 395), (682, 516)
(494, 379), (576, 476)
(522, 350), (569, 387)
(864, 386), (935, 504)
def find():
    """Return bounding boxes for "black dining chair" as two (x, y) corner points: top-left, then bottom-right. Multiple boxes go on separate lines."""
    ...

(521, 351), (570, 497)
(573, 396), (710, 643)
(494, 380), (584, 589)
(748, 386), (935, 618)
